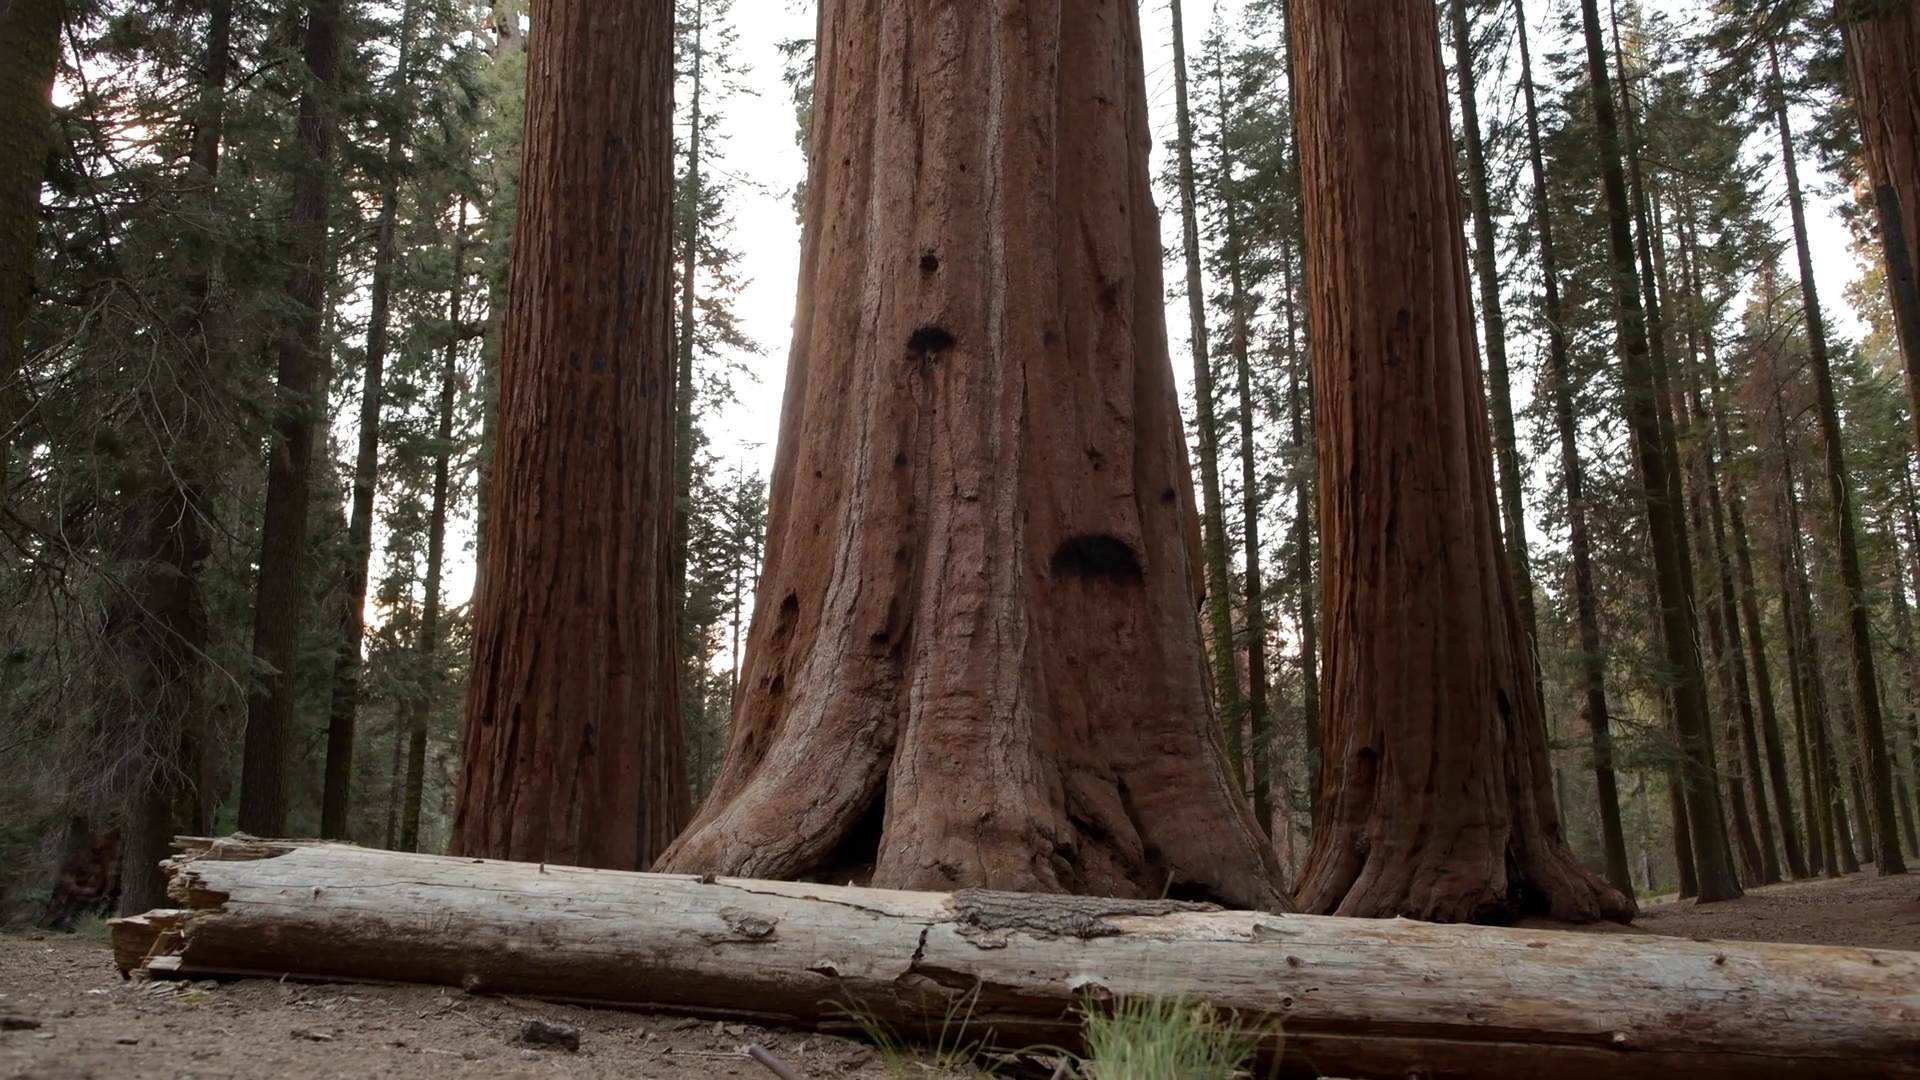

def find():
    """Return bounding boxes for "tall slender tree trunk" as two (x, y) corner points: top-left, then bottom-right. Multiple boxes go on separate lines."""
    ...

(322, 0), (420, 841)
(1770, 41), (1907, 874)
(1669, 766), (1699, 899)
(116, 0), (234, 914)
(1836, 1), (1920, 454)
(1513, 0), (1632, 895)
(1710, 332), (1808, 878)
(1898, 463), (1920, 848)
(238, 0), (345, 836)
(399, 202), (465, 853)
(1290, 0), (1629, 923)
(0, 0), (62, 479)
(1211, 46), (1272, 833)
(1773, 379), (1855, 874)
(1273, 0), (1316, 829)
(1776, 474), (1837, 877)
(1673, 211), (1779, 884)
(448, 0), (691, 870)
(657, 0), (1286, 910)
(1283, 236), (1320, 820)
(1874, 533), (1920, 847)
(1577, 0), (1739, 900)
(1448, 0), (1538, 681)
(1170, 0), (1245, 771)
(673, 0), (705, 715)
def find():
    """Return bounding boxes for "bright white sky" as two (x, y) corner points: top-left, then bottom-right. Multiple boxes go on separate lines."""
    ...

(433, 0), (1870, 616)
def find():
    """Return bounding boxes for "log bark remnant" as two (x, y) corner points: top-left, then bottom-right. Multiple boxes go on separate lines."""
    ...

(113, 839), (1920, 1080)
(654, 0), (1285, 911)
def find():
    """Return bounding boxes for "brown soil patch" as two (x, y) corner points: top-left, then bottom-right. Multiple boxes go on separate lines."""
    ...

(0, 933), (905, 1080)
(1623, 865), (1920, 951)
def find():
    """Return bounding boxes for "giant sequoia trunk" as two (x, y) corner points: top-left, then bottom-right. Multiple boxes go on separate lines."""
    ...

(448, 0), (690, 870)
(1838, 0), (1920, 449)
(237, 0), (344, 836)
(1288, 0), (1629, 923)
(655, 0), (1285, 911)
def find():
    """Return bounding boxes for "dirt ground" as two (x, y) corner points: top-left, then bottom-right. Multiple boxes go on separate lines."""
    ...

(1624, 864), (1920, 951)
(2, 870), (1916, 1080)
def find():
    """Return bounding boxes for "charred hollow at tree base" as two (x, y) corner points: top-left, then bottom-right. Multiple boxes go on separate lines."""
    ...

(112, 839), (1920, 1080)
(652, 0), (1284, 912)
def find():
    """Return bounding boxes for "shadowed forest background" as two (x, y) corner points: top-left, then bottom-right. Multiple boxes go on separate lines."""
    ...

(3, 0), (1919, 922)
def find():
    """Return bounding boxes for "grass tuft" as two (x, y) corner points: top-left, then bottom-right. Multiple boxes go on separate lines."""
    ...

(1079, 996), (1267, 1080)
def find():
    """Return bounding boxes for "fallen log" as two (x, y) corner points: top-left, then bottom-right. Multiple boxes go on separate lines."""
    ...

(110, 838), (1919, 1080)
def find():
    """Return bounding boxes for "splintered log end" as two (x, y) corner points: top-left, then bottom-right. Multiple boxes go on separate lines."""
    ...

(108, 910), (189, 976)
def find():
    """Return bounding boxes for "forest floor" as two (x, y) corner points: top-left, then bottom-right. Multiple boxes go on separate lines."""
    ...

(1, 869), (1916, 1080)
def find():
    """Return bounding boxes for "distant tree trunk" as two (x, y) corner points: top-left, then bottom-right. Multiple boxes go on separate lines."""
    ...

(1771, 381), (1853, 875)
(1211, 49), (1272, 833)
(1289, 0), (1630, 924)
(1897, 464), (1920, 848)
(399, 202), (465, 854)
(1770, 41), (1907, 875)
(1577, 0), (1739, 901)
(656, 0), (1287, 911)
(1837, 1), (1920, 454)
(1274, 0), (1317, 827)
(1615, 14), (1742, 894)
(1449, 0), (1538, 683)
(1513, 0), (1632, 895)
(1712, 338), (1808, 878)
(673, 0), (704, 704)
(1778, 483), (1836, 877)
(1170, 0), (1246, 772)
(1693, 490), (1766, 885)
(323, 0), (420, 841)
(1673, 213), (1778, 885)
(238, 0), (345, 836)
(116, 0), (234, 913)
(0, 0), (61, 479)
(448, 0), (690, 870)
(1283, 239), (1320, 819)
(1669, 766), (1699, 899)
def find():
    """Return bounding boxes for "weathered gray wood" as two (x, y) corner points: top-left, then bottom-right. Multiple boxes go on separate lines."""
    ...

(110, 838), (1920, 1080)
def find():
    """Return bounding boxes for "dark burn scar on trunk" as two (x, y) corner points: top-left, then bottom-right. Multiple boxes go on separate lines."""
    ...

(1049, 535), (1143, 584)
(907, 326), (957, 360)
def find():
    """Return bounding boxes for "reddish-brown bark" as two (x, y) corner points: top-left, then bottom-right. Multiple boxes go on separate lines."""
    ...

(655, 0), (1286, 911)
(1289, 0), (1632, 923)
(448, 0), (689, 870)
(1839, 1), (1920, 448)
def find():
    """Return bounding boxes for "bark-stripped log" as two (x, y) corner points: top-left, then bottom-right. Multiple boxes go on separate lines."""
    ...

(109, 839), (1920, 1080)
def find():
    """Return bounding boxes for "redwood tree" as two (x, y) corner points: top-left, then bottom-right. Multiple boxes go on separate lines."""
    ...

(1289, 0), (1631, 923)
(448, 0), (690, 870)
(655, 0), (1286, 910)
(1837, 0), (1920, 449)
